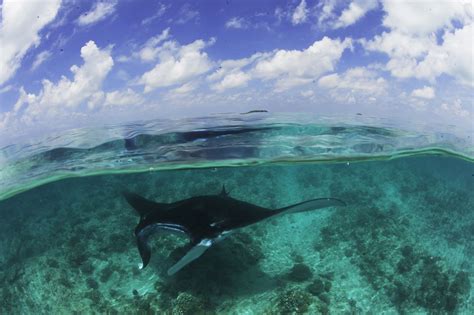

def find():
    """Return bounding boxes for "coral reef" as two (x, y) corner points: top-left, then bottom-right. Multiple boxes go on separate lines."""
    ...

(172, 292), (207, 315)
(275, 288), (312, 314)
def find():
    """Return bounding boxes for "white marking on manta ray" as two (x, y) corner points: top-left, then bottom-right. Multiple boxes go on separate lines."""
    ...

(147, 223), (188, 236)
(210, 219), (226, 227)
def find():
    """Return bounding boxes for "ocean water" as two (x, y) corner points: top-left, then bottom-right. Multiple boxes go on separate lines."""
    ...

(0, 114), (473, 314)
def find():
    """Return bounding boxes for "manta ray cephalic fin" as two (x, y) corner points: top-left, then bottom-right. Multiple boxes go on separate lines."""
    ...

(167, 239), (213, 275)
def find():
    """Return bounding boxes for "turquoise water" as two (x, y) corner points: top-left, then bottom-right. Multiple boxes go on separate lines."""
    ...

(0, 114), (473, 313)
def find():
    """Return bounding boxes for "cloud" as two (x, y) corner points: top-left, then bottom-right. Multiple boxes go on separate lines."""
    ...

(318, 67), (386, 103)
(13, 41), (113, 121)
(141, 3), (169, 26)
(316, 0), (377, 29)
(207, 52), (266, 92)
(225, 17), (248, 29)
(253, 37), (352, 90)
(207, 53), (265, 83)
(274, 7), (286, 24)
(209, 37), (351, 92)
(381, 0), (471, 35)
(317, 0), (338, 27)
(104, 88), (143, 107)
(175, 4), (199, 24)
(77, 1), (116, 26)
(411, 86), (435, 99)
(137, 28), (171, 62)
(363, 1), (473, 85)
(319, 67), (386, 94)
(31, 50), (52, 71)
(169, 82), (198, 95)
(292, 0), (308, 25)
(440, 99), (469, 118)
(301, 90), (314, 97)
(139, 38), (214, 92)
(333, 0), (378, 29)
(415, 23), (473, 85)
(0, 0), (61, 86)
(0, 85), (13, 94)
(212, 71), (251, 92)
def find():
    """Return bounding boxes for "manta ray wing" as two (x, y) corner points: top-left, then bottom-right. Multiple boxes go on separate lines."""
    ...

(123, 191), (169, 218)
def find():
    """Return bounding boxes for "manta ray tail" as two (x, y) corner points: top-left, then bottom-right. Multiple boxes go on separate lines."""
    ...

(136, 232), (152, 269)
(277, 197), (346, 216)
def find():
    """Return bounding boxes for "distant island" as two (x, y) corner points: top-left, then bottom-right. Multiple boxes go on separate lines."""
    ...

(240, 110), (269, 115)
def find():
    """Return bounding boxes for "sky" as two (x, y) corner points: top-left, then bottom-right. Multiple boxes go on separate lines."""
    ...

(0, 0), (473, 136)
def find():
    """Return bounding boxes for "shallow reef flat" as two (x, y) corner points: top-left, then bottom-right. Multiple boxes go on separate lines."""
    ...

(0, 156), (473, 314)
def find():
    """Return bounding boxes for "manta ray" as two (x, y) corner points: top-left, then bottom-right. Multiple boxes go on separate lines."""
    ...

(123, 187), (345, 275)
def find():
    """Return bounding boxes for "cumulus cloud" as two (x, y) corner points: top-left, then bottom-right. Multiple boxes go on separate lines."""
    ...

(317, 0), (377, 29)
(319, 67), (386, 94)
(104, 88), (143, 107)
(225, 17), (248, 29)
(170, 82), (198, 95)
(13, 41), (114, 121)
(77, 1), (116, 26)
(411, 86), (435, 99)
(208, 37), (351, 92)
(363, 1), (473, 85)
(207, 53), (265, 91)
(318, 67), (386, 103)
(137, 28), (171, 62)
(31, 50), (52, 71)
(0, 0), (61, 86)
(207, 53), (265, 83)
(416, 23), (473, 85)
(333, 0), (378, 29)
(292, 0), (308, 25)
(253, 37), (352, 91)
(381, 0), (471, 35)
(212, 71), (251, 92)
(139, 38), (214, 92)
(317, 0), (338, 27)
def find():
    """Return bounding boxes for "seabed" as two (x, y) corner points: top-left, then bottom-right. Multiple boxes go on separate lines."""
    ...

(0, 155), (473, 314)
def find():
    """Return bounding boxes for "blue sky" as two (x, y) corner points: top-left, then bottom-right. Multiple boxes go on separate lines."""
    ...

(0, 0), (472, 135)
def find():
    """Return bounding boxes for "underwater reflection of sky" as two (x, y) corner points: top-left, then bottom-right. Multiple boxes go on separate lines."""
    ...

(0, 0), (472, 135)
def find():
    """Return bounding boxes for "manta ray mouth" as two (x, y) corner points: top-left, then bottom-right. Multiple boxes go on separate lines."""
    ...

(136, 223), (191, 270)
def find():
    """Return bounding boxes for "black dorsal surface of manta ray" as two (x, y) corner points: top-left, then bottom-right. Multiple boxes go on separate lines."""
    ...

(123, 187), (346, 276)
